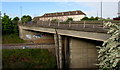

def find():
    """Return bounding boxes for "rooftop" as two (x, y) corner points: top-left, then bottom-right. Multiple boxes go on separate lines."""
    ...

(34, 10), (86, 18)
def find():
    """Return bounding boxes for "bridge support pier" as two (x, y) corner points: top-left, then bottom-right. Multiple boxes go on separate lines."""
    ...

(62, 36), (70, 69)
(54, 34), (63, 69)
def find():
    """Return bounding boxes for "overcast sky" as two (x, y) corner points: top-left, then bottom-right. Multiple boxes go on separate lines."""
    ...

(1, 2), (119, 19)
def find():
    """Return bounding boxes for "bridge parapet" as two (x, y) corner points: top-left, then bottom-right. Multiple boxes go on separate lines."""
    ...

(19, 21), (110, 33)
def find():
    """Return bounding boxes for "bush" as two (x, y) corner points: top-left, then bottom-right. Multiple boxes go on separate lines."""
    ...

(81, 16), (99, 20)
(66, 18), (73, 22)
(51, 19), (58, 23)
(81, 17), (89, 20)
(60, 22), (68, 24)
(97, 22), (120, 70)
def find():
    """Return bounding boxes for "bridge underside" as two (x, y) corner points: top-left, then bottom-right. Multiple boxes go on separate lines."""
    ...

(19, 29), (54, 44)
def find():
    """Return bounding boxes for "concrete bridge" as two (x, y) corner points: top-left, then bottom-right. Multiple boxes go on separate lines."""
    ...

(18, 21), (111, 69)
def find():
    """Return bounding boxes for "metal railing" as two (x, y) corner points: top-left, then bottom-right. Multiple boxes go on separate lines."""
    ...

(21, 21), (104, 28)
(19, 20), (120, 33)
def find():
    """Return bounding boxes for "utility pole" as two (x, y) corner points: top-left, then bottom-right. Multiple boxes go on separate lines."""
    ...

(20, 6), (22, 18)
(101, 0), (103, 20)
(118, 1), (120, 17)
(20, 6), (23, 23)
(97, 10), (98, 17)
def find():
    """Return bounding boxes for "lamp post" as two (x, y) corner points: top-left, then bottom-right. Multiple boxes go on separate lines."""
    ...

(20, 6), (22, 18)
(20, 6), (23, 23)
(118, 1), (120, 17)
(101, 0), (103, 20)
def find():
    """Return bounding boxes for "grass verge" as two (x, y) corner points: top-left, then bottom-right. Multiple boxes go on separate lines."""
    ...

(2, 34), (26, 44)
(2, 49), (57, 69)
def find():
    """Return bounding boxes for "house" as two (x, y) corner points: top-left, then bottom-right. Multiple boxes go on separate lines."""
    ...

(33, 10), (86, 22)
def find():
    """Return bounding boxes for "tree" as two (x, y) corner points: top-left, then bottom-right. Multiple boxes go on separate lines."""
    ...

(0, 11), (1, 21)
(94, 17), (99, 20)
(0, 11), (1, 24)
(118, 16), (120, 18)
(12, 17), (20, 34)
(2, 13), (14, 35)
(66, 18), (73, 22)
(89, 16), (94, 20)
(2, 14), (20, 35)
(81, 16), (99, 20)
(97, 22), (120, 70)
(0, 11), (2, 34)
(81, 17), (89, 20)
(21, 15), (32, 23)
(51, 19), (58, 22)
(12, 17), (19, 24)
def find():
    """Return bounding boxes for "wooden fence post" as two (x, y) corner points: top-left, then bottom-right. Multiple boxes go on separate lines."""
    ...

(69, 21), (71, 27)
(102, 21), (104, 29)
(83, 21), (86, 28)
(58, 21), (60, 27)
(93, 25), (95, 28)
(40, 21), (43, 25)
(49, 21), (51, 26)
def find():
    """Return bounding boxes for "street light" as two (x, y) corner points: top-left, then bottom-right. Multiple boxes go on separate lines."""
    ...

(101, 0), (103, 20)
(20, 6), (22, 18)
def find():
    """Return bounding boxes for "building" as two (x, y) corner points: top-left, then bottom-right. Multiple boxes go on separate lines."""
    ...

(118, 1), (120, 17)
(33, 10), (86, 22)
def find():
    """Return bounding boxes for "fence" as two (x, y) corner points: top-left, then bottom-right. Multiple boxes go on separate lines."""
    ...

(19, 20), (120, 33)
(21, 20), (105, 28)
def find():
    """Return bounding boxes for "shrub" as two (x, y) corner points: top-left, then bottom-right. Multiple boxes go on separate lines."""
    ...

(66, 18), (73, 22)
(51, 19), (58, 23)
(97, 22), (120, 70)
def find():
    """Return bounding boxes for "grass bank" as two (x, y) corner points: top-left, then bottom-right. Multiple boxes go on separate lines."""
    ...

(2, 34), (26, 44)
(2, 49), (57, 69)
